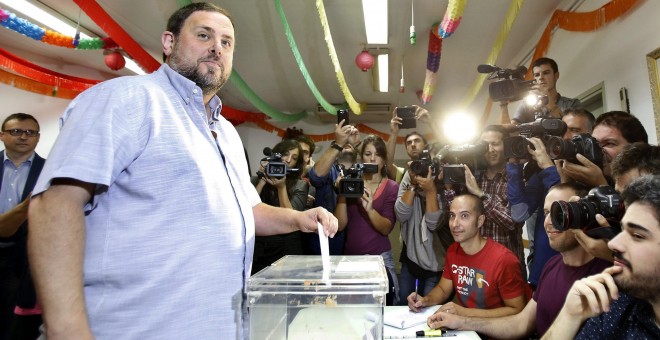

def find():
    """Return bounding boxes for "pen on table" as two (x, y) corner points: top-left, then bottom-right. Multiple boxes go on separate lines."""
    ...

(416, 329), (449, 337)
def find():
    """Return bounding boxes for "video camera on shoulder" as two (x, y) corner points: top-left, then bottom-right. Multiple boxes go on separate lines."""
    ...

(435, 142), (488, 185)
(257, 147), (299, 179)
(338, 163), (378, 198)
(550, 185), (624, 239)
(478, 64), (536, 103)
(503, 118), (566, 159)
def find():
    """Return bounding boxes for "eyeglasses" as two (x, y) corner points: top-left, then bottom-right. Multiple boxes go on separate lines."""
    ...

(2, 129), (40, 137)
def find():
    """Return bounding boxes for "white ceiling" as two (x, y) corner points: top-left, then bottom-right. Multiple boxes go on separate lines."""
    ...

(0, 0), (571, 123)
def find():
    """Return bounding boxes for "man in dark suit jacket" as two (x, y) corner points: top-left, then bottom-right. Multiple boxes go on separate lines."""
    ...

(0, 113), (45, 339)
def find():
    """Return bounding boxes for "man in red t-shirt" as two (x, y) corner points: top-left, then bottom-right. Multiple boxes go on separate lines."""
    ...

(407, 194), (528, 318)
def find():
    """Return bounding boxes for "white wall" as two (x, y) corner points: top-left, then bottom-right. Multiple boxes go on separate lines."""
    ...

(0, 83), (68, 157)
(484, 0), (659, 143)
(551, 0), (660, 143)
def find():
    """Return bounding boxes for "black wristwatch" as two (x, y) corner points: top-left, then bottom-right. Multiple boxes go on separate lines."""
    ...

(480, 192), (490, 201)
(330, 141), (344, 152)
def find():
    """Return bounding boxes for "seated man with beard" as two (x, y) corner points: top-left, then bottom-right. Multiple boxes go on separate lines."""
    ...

(542, 175), (660, 339)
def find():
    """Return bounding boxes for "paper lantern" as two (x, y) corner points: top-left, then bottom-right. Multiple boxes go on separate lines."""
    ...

(104, 50), (125, 71)
(355, 49), (375, 72)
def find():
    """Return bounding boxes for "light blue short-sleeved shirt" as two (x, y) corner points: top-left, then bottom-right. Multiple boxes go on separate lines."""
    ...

(33, 64), (260, 339)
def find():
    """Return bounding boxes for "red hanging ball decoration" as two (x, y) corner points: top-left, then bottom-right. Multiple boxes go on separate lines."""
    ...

(104, 50), (126, 71)
(355, 49), (375, 72)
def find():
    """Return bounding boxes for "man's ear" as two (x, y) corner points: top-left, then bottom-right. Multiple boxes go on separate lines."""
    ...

(477, 214), (485, 229)
(162, 32), (175, 58)
(554, 71), (560, 81)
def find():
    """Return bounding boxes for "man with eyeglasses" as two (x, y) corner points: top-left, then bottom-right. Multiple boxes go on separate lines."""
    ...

(0, 113), (45, 339)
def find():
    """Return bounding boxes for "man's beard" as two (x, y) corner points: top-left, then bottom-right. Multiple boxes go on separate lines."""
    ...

(169, 50), (228, 96)
(613, 253), (660, 303)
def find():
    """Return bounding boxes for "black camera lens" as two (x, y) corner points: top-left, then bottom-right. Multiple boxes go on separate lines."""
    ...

(546, 136), (576, 160)
(550, 200), (597, 231)
(409, 160), (429, 177)
(503, 136), (529, 159)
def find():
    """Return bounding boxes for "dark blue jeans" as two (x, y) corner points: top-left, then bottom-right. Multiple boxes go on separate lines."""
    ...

(397, 262), (441, 306)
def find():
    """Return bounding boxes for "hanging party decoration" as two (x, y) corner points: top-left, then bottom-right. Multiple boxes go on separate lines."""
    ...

(0, 47), (99, 91)
(433, 0), (467, 39)
(0, 6), (117, 50)
(526, 0), (640, 78)
(316, 0), (365, 114)
(230, 70), (308, 122)
(421, 0), (467, 104)
(461, 0), (525, 108)
(410, 0), (416, 45)
(0, 68), (81, 99)
(355, 49), (375, 72)
(274, 0), (342, 115)
(73, 0), (157, 73)
(104, 50), (125, 71)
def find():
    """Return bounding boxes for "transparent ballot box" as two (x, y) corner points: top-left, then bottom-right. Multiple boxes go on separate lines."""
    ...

(247, 255), (388, 339)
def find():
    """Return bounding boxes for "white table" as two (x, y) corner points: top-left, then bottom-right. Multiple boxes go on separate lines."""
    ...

(384, 306), (481, 339)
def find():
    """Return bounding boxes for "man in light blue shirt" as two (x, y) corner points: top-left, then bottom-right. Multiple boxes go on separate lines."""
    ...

(27, 3), (337, 339)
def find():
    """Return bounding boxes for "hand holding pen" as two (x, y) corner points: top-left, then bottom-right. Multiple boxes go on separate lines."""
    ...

(407, 279), (426, 313)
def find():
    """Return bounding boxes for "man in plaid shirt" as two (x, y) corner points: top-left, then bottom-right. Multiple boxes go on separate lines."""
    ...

(442, 125), (525, 276)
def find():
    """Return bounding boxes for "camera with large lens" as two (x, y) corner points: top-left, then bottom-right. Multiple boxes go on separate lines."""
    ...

(338, 163), (378, 198)
(503, 118), (567, 159)
(478, 64), (536, 103)
(409, 149), (440, 178)
(257, 148), (298, 179)
(545, 133), (604, 168)
(435, 142), (488, 185)
(550, 185), (624, 239)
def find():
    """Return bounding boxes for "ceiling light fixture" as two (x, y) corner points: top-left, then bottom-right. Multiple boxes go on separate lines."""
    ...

(361, 0), (388, 45)
(0, 0), (145, 75)
(378, 53), (388, 92)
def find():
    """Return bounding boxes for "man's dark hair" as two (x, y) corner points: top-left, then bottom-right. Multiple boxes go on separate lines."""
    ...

(272, 139), (304, 186)
(611, 143), (660, 180)
(533, 57), (559, 73)
(162, 3), (234, 62)
(594, 111), (648, 144)
(563, 108), (595, 132)
(455, 193), (485, 216)
(2, 113), (40, 131)
(294, 135), (316, 155)
(621, 174), (660, 222)
(361, 134), (389, 177)
(481, 124), (508, 139)
(404, 131), (428, 147)
(548, 182), (589, 199)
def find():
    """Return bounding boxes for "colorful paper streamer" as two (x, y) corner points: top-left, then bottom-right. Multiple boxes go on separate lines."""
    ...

(0, 7), (116, 50)
(421, 0), (467, 104)
(274, 0), (341, 115)
(461, 0), (525, 108)
(316, 0), (365, 115)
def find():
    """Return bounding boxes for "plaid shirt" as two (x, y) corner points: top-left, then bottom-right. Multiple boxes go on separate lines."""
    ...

(443, 168), (525, 267)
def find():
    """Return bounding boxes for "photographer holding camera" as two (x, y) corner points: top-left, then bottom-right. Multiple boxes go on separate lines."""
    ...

(395, 153), (448, 305)
(304, 120), (361, 255)
(500, 58), (581, 125)
(251, 139), (308, 274)
(542, 175), (660, 339)
(386, 106), (434, 182)
(568, 143), (660, 263)
(443, 125), (526, 271)
(558, 111), (648, 188)
(334, 135), (399, 304)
